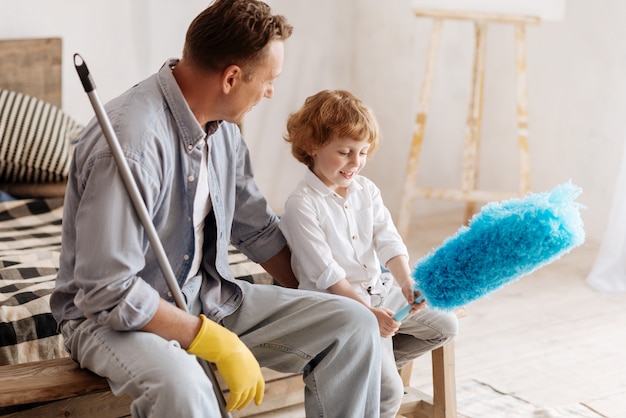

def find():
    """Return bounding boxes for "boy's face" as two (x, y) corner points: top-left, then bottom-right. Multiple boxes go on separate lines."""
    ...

(311, 136), (371, 196)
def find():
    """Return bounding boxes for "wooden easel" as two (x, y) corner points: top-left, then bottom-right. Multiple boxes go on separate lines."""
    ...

(397, 8), (540, 238)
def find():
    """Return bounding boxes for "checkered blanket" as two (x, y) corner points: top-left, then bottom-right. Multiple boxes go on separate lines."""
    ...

(0, 198), (272, 366)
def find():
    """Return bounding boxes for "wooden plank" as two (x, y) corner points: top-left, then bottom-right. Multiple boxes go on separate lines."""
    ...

(398, 387), (434, 418)
(0, 391), (131, 418)
(221, 372), (305, 417)
(431, 343), (457, 418)
(0, 357), (305, 417)
(414, 8), (541, 25)
(0, 38), (62, 108)
(0, 358), (110, 407)
(414, 187), (522, 202)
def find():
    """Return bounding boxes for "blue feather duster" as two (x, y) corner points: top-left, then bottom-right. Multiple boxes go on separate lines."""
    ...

(394, 182), (585, 319)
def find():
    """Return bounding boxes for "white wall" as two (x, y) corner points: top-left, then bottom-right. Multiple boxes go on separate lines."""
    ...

(2, 0), (624, 243)
(0, 0), (207, 121)
(348, 0), (626, 245)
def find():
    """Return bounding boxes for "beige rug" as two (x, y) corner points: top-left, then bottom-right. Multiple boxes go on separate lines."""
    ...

(244, 379), (608, 417)
(457, 380), (607, 418)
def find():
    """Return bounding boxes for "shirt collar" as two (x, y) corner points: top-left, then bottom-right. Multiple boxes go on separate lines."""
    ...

(303, 169), (362, 197)
(157, 59), (213, 152)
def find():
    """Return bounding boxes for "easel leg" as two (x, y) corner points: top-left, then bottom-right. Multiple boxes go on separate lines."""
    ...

(398, 18), (444, 239)
(461, 22), (487, 224)
(515, 23), (531, 195)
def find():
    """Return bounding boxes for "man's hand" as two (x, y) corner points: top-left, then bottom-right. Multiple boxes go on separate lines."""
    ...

(187, 315), (265, 411)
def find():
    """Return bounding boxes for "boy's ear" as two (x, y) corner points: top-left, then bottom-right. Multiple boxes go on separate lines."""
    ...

(306, 144), (317, 156)
(221, 65), (243, 94)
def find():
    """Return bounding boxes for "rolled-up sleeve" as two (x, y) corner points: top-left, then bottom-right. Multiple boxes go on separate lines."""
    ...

(71, 148), (163, 331)
(221, 126), (285, 263)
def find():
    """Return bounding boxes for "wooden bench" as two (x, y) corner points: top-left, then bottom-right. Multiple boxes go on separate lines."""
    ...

(0, 357), (131, 418)
(0, 357), (305, 418)
(0, 338), (460, 418)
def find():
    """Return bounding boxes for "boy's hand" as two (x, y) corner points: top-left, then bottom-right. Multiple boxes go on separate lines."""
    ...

(369, 306), (400, 338)
(399, 280), (427, 315)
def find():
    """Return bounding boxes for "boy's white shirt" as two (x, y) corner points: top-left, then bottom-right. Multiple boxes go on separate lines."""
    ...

(279, 169), (408, 305)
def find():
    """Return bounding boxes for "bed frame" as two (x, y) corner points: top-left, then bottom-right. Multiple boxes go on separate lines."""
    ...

(0, 37), (457, 418)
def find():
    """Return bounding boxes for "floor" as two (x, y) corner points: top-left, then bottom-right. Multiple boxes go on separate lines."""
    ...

(251, 209), (626, 417)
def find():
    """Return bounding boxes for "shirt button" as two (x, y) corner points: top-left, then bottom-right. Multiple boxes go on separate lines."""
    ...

(363, 264), (367, 269)
(187, 144), (193, 151)
(188, 175), (195, 182)
(183, 254), (190, 261)
(167, 291), (172, 297)
(352, 235), (357, 240)
(344, 204), (349, 209)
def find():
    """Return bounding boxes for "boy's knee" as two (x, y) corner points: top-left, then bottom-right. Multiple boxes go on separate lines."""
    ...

(442, 311), (460, 339)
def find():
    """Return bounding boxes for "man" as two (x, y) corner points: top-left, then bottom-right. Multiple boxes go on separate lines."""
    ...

(51, 1), (382, 417)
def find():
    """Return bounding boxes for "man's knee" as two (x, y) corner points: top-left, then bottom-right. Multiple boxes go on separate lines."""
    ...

(333, 296), (379, 335)
(133, 352), (221, 416)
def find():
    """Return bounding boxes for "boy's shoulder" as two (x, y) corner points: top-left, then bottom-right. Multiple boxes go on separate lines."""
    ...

(354, 174), (380, 191)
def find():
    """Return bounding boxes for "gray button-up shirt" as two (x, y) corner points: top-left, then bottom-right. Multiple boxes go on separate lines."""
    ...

(51, 59), (285, 331)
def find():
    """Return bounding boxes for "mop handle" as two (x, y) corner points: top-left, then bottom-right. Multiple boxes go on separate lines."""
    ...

(392, 295), (426, 322)
(73, 54), (231, 418)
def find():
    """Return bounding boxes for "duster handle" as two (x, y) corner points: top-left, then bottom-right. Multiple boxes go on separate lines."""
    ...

(73, 54), (231, 418)
(392, 295), (426, 322)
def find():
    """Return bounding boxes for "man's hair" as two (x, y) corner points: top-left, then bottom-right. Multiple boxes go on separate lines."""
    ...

(183, 0), (293, 77)
(285, 90), (380, 169)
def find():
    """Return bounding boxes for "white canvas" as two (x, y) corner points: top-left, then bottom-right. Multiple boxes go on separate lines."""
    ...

(412, 0), (566, 21)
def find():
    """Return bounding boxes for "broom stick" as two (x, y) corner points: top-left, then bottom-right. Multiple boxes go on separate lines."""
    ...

(73, 54), (231, 418)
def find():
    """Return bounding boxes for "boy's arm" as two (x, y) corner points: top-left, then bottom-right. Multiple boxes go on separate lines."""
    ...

(386, 255), (425, 314)
(328, 278), (367, 305)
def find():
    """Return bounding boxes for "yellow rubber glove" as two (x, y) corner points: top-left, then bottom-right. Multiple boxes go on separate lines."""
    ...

(187, 314), (265, 411)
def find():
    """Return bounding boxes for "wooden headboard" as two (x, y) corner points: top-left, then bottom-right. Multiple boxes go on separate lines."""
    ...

(0, 38), (62, 107)
(0, 37), (67, 198)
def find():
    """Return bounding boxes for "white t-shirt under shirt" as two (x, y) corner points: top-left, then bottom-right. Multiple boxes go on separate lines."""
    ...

(187, 139), (212, 282)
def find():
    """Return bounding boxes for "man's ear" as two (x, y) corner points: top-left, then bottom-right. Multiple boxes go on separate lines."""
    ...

(222, 65), (243, 94)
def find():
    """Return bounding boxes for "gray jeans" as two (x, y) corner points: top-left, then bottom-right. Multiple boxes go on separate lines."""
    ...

(61, 280), (382, 418)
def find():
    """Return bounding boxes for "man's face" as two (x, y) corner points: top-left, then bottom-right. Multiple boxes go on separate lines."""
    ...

(228, 40), (284, 125)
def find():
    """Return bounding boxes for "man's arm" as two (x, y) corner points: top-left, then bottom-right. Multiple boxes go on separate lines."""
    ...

(259, 244), (299, 288)
(141, 299), (202, 348)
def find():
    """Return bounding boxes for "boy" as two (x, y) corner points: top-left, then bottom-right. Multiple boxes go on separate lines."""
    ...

(280, 90), (459, 418)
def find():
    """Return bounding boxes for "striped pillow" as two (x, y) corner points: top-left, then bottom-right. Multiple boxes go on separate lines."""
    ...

(0, 89), (83, 183)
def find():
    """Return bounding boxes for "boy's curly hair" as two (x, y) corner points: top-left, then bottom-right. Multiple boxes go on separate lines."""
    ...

(285, 90), (380, 169)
